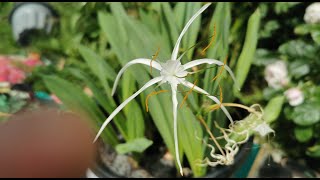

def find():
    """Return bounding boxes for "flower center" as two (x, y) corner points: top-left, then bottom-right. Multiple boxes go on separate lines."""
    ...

(160, 60), (188, 86)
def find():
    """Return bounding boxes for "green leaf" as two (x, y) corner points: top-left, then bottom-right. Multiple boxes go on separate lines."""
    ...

(294, 24), (320, 35)
(43, 75), (119, 146)
(161, 2), (179, 48)
(204, 2), (231, 97)
(115, 137), (153, 154)
(307, 145), (320, 158)
(174, 2), (202, 61)
(274, 2), (301, 14)
(292, 103), (320, 126)
(311, 31), (320, 45)
(78, 45), (116, 81)
(263, 96), (285, 123)
(253, 48), (280, 66)
(294, 126), (313, 143)
(278, 40), (316, 59)
(234, 8), (261, 92)
(289, 60), (310, 79)
(67, 67), (128, 141)
(122, 72), (145, 140)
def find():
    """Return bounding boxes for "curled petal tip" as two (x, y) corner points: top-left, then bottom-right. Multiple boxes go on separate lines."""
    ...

(180, 169), (184, 176)
(93, 135), (99, 143)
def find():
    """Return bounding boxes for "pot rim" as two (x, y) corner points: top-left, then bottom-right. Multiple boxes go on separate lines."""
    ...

(8, 2), (59, 24)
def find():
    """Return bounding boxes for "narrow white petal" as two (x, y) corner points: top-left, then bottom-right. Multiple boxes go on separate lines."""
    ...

(171, 3), (212, 60)
(181, 80), (234, 124)
(94, 77), (163, 142)
(183, 59), (240, 91)
(111, 58), (162, 96)
(183, 58), (223, 69)
(171, 84), (183, 176)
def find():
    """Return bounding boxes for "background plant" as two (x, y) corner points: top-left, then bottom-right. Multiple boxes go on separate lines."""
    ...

(235, 2), (320, 165)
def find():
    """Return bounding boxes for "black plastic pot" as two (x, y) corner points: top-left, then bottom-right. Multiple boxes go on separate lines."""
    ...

(8, 2), (59, 46)
(88, 137), (253, 178)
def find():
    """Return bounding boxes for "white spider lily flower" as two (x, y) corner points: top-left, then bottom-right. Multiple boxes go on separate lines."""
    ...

(264, 60), (289, 89)
(253, 121), (275, 137)
(284, 87), (304, 106)
(94, 3), (239, 176)
(304, 2), (320, 24)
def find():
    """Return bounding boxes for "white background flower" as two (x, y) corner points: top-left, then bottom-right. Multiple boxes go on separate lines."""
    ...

(264, 60), (289, 89)
(304, 2), (320, 24)
(284, 87), (304, 106)
(94, 3), (238, 176)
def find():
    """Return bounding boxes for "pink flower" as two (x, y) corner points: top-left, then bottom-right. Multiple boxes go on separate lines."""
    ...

(0, 59), (10, 83)
(7, 67), (26, 84)
(24, 59), (42, 67)
(24, 53), (42, 67)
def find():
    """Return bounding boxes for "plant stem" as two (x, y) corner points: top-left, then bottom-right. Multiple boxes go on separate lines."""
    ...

(197, 116), (225, 157)
(221, 103), (255, 112)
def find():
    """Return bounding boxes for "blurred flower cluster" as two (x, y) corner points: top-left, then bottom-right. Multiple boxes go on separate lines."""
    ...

(0, 53), (42, 86)
(1, 53), (43, 120)
(264, 60), (304, 107)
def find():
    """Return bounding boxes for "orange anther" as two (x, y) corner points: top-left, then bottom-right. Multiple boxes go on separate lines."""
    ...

(180, 80), (198, 109)
(145, 89), (168, 112)
(150, 47), (160, 74)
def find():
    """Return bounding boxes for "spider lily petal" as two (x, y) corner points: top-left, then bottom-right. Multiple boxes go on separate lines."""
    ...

(94, 77), (163, 142)
(111, 59), (162, 96)
(171, 3), (212, 61)
(171, 84), (183, 176)
(183, 59), (240, 90)
(181, 80), (234, 124)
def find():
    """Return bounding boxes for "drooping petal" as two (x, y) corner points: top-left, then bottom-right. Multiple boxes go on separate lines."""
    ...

(183, 59), (240, 90)
(253, 121), (275, 137)
(111, 58), (162, 96)
(181, 80), (234, 124)
(94, 77), (163, 142)
(171, 84), (183, 176)
(171, 3), (212, 61)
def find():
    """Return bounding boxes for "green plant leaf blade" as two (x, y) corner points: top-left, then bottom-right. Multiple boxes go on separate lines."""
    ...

(234, 8), (261, 93)
(115, 137), (153, 154)
(263, 95), (285, 124)
(294, 126), (313, 143)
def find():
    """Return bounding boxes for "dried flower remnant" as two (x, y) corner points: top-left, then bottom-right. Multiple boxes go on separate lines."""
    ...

(197, 104), (275, 168)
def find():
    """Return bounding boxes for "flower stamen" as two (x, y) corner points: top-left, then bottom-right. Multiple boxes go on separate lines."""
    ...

(197, 116), (226, 157)
(179, 79), (198, 109)
(211, 55), (228, 82)
(201, 23), (216, 55)
(150, 47), (161, 74)
(145, 89), (168, 112)
(211, 84), (223, 111)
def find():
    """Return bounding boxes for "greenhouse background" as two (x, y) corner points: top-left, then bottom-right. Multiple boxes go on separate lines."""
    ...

(0, 2), (319, 178)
